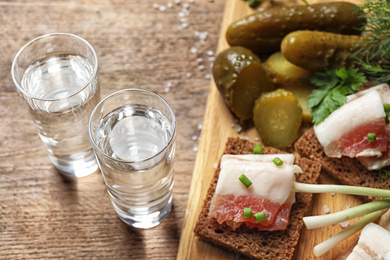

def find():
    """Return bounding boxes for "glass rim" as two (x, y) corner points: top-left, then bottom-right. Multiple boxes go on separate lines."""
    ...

(88, 88), (177, 164)
(11, 32), (99, 102)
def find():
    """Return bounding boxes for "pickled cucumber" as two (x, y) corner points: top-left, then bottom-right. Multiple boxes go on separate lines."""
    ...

(263, 52), (312, 86)
(213, 46), (275, 120)
(281, 84), (314, 123)
(253, 89), (302, 149)
(281, 30), (364, 71)
(226, 2), (366, 54)
(263, 52), (314, 122)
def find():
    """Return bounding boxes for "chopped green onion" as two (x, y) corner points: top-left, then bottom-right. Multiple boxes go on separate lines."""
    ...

(253, 144), (263, 154)
(384, 104), (390, 113)
(367, 133), (376, 142)
(379, 169), (388, 179)
(253, 211), (266, 223)
(385, 105), (390, 123)
(273, 157), (283, 166)
(243, 207), (252, 219)
(239, 174), (252, 188)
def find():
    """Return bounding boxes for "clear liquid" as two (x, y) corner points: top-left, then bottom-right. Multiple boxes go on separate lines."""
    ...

(21, 54), (100, 176)
(94, 105), (175, 228)
(95, 105), (174, 167)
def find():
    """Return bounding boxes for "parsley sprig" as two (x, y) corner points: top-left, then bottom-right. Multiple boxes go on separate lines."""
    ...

(307, 68), (366, 125)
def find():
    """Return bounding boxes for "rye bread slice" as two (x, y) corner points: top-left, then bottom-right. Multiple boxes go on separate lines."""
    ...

(194, 137), (321, 260)
(295, 127), (390, 203)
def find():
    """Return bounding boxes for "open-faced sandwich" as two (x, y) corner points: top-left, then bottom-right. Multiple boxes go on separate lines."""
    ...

(295, 83), (390, 203)
(194, 138), (321, 259)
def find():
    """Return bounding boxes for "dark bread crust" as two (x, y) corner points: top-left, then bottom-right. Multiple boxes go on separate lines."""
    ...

(194, 137), (321, 259)
(295, 128), (390, 203)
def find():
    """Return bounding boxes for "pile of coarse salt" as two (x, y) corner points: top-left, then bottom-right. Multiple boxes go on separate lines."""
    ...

(153, 1), (217, 152)
(155, 0), (216, 93)
(152, 0), (204, 31)
(325, 198), (351, 228)
(192, 123), (203, 152)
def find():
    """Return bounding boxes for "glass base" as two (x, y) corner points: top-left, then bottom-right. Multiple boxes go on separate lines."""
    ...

(48, 148), (98, 178)
(113, 194), (173, 229)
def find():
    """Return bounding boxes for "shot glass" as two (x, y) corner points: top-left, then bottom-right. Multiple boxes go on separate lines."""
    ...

(11, 33), (100, 178)
(88, 89), (176, 229)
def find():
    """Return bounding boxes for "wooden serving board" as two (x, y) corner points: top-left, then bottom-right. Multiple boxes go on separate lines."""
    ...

(177, 0), (363, 259)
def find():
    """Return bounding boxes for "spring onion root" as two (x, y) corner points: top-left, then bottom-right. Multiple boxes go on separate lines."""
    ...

(313, 209), (387, 257)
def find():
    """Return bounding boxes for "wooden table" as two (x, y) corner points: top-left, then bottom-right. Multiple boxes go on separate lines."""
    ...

(0, 0), (225, 259)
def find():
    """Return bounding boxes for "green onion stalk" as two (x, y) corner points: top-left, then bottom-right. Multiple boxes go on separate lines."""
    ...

(293, 182), (390, 256)
(313, 209), (387, 257)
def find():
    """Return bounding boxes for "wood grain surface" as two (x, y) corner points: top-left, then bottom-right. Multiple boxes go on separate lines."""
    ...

(0, 0), (225, 259)
(177, 0), (366, 259)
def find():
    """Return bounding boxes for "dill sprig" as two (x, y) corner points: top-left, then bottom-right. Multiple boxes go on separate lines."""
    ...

(353, 0), (390, 84)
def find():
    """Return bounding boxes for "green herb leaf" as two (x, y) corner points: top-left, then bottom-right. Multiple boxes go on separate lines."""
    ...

(336, 68), (366, 94)
(352, 0), (390, 84)
(307, 67), (366, 125)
